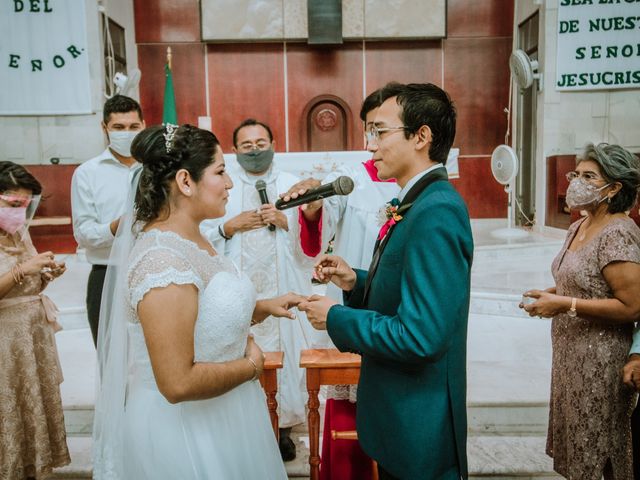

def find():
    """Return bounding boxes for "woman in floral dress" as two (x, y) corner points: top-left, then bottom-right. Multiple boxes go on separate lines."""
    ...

(0, 162), (69, 479)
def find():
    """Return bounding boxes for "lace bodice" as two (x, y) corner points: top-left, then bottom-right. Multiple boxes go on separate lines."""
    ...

(126, 230), (257, 373)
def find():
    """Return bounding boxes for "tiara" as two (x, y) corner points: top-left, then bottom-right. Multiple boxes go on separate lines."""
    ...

(163, 123), (178, 153)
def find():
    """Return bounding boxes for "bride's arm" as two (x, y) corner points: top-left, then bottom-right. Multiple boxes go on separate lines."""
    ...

(138, 283), (263, 404)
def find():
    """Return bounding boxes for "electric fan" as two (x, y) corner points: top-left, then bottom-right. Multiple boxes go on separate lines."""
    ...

(490, 145), (529, 239)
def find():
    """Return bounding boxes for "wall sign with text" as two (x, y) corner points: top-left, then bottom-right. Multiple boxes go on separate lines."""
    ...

(556, 1), (640, 91)
(0, 0), (92, 114)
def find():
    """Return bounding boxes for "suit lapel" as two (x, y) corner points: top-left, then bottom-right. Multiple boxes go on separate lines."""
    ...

(363, 166), (448, 306)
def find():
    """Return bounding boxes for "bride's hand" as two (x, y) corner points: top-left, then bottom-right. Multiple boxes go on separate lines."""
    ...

(270, 292), (306, 318)
(253, 292), (305, 323)
(244, 335), (265, 379)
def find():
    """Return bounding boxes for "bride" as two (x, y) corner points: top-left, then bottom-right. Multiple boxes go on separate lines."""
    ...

(93, 124), (300, 479)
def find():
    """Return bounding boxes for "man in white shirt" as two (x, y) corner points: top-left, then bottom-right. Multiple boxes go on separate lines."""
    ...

(71, 95), (144, 346)
(201, 119), (321, 461)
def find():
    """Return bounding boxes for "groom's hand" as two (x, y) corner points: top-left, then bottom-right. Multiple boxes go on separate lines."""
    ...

(313, 254), (356, 291)
(298, 294), (337, 330)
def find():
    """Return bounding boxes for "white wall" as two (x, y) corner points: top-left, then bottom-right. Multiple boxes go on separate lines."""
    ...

(0, 0), (138, 166)
(514, 0), (640, 228)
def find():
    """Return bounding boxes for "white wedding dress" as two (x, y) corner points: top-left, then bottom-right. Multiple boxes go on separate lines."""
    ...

(121, 229), (287, 479)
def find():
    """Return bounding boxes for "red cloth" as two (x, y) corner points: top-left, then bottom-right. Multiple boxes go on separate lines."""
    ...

(319, 399), (373, 480)
(298, 160), (396, 257)
(361, 158), (396, 183)
(298, 207), (323, 257)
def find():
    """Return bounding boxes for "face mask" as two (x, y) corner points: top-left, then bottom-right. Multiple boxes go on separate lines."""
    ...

(565, 177), (610, 210)
(236, 148), (274, 174)
(108, 130), (140, 157)
(0, 207), (27, 234)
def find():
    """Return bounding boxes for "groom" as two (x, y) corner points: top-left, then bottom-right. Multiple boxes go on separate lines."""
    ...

(299, 83), (473, 479)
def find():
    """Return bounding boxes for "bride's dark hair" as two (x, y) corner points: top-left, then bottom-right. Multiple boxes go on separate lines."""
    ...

(131, 124), (220, 223)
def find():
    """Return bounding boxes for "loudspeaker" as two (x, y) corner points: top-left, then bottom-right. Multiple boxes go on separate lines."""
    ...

(307, 0), (342, 45)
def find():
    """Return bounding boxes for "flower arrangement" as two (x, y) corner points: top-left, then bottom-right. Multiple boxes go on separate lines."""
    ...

(377, 198), (405, 240)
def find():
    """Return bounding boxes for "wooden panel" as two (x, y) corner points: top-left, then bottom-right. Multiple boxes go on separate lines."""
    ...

(286, 43), (363, 152)
(443, 37), (512, 156)
(546, 154), (577, 229)
(25, 164), (78, 253)
(133, 0), (201, 43)
(450, 157), (507, 218)
(306, 100), (349, 152)
(207, 43), (285, 153)
(447, 0), (514, 38)
(138, 43), (207, 127)
(365, 41), (442, 92)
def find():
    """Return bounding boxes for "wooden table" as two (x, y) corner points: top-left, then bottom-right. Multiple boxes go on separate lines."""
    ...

(260, 351), (284, 441)
(300, 349), (361, 480)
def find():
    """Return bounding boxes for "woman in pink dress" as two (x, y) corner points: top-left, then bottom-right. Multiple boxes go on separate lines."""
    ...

(520, 143), (640, 480)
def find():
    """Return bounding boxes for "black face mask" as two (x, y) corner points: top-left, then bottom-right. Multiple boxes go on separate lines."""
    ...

(236, 148), (274, 174)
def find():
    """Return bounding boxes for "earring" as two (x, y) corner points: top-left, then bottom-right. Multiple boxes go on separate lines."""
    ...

(185, 188), (191, 194)
(607, 196), (611, 204)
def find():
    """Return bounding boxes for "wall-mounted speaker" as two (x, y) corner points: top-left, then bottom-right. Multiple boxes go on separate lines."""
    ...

(307, 0), (342, 45)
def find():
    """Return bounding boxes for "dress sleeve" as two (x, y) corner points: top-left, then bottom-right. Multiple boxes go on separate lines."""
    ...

(596, 221), (640, 272)
(127, 247), (203, 309)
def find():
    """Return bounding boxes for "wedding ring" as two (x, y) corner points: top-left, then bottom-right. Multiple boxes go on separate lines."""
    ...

(41, 267), (52, 273)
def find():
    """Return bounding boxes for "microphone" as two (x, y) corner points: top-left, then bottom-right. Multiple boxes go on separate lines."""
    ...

(255, 180), (276, 231)
(275, 176), (355, 210)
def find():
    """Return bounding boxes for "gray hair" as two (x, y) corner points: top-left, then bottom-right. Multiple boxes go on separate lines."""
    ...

(578, 143), (640, 214)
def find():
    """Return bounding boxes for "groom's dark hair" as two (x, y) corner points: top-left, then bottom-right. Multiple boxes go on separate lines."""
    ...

(379, 82), (456, 165)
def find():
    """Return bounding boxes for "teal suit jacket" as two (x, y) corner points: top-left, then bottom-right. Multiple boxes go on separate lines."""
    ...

(327, 177), (473, 479)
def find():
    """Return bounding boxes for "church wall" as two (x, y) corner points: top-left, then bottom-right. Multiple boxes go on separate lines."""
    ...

(134, 0), (514, 219)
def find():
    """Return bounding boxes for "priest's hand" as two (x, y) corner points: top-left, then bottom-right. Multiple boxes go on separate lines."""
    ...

(313, 254), (356, 291)
(298, 294), (337, 330)
(224, 210), (265, 236)
(258, 203), (288, 231)
(279, 178), (323, 220)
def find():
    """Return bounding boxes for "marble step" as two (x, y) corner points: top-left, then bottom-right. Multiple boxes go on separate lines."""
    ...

(473, 240), (564, 263)
(52, 434), (311, 479)
(52, 434), (561, 479)
(64, 400), (549, 438)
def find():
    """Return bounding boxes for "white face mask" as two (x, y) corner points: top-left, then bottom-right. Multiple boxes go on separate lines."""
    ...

(108, 130), (140, 157)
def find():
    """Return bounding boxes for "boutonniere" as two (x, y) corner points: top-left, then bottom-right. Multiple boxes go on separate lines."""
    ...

(377, 198), (412, 240)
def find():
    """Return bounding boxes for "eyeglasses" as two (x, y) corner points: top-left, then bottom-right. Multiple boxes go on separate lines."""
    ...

(366, 125), (408, 144)
(565, 171), (604, 183)
(0, 193), (33, 208)
(237, 140), (271, 153)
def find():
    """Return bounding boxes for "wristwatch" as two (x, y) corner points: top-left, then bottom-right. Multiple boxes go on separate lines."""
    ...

(567, 297), (577, 317)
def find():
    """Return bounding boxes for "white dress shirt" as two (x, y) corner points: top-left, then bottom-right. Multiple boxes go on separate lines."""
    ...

(71, 148), (141, 265)
(397, 163), (445, 202)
